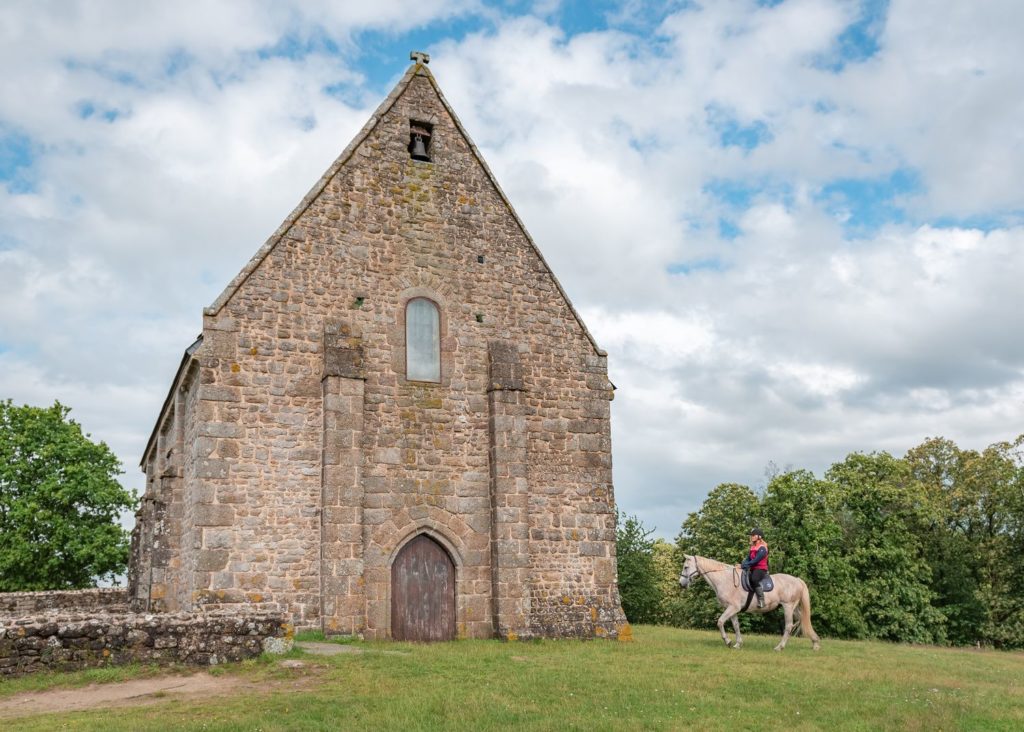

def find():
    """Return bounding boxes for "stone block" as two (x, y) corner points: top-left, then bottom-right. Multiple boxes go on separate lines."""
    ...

(199, 385), (240, 402)
(204, 330), (237, 359)
(196, 459), (230, 480)
(198, 422), (244, 438)
(196, 550), (230, 572)
(193, 504), (235, 527)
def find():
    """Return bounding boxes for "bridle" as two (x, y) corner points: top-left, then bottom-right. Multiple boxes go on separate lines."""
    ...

(680, 556), (705, 584)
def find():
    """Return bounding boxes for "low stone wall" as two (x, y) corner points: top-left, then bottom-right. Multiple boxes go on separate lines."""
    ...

(0, 588), (130, 618)
(0, 611), (292, 677)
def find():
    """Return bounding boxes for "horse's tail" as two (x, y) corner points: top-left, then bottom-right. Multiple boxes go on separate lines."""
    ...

(800, 580), (821, 650)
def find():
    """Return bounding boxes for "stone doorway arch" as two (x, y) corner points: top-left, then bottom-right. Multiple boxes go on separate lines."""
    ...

(390, 533), (456, 641)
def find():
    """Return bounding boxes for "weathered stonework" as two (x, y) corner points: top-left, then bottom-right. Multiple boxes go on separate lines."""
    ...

(131, 60), (628, 640)
(0, 610), (291, 677)
(0, 589), (129, 618)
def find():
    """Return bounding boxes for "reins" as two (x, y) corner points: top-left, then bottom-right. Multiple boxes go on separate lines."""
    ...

(685, 556), (738, 584)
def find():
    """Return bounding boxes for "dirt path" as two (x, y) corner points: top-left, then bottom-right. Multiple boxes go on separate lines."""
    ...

(0, 643), (349, 720)
(0, 672), (264, 720)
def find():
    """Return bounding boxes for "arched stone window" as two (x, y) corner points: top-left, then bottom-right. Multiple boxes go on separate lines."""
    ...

(405, 297), (440, 382)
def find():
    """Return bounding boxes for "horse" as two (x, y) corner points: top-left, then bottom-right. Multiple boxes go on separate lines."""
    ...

(678, 554), (821, 651)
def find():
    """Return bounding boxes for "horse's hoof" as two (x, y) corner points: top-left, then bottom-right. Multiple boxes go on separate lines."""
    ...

(773, 646), (783, 652)
(813, 643), (821, 651)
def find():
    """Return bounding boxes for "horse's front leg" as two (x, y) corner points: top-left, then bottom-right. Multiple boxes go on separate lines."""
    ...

(717, 606), (740, 648)
(730, 613), (743, 649)
(774, 602), (795, 652)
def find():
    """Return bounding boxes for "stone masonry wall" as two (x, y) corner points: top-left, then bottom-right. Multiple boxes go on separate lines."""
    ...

(136, 64), (628, 639)
(0, 610), (291, 677)
(0, 589), (129, 618)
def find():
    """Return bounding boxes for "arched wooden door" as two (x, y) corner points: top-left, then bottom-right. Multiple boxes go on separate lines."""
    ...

(391, 534), (456, 641)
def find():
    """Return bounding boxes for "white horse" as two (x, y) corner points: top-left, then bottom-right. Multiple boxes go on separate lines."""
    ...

(679, 554), (821, 651)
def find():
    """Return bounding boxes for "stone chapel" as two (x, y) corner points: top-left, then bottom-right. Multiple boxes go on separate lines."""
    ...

(128, 55), (628, 641)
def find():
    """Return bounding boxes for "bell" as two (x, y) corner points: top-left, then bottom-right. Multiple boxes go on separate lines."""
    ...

(410, 134), (430, 161)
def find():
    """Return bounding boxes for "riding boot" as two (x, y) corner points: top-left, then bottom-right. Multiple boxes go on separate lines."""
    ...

(756, 587), (765, 609)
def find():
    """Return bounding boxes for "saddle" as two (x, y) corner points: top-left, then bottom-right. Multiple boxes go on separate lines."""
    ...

(740, 568), (774, 593)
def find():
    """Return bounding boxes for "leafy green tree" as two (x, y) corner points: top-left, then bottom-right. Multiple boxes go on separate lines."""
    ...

(677, 482), (761, 559)
(995, 436), (1024, 647)
(827, 452), (946, 644)
(761, 470), (864, 638)
(651, 538), (686, 625)
(904, 437), (990, 645)
(0, 400), (136, 590)
(615, 512), (662, 624)
(669, 436), (1024, 647)
(902, 435), (1024, 648)
(675, 483), (762, 630)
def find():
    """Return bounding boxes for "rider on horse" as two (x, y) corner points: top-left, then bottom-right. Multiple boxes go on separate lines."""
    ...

(741, 528), (769, 608)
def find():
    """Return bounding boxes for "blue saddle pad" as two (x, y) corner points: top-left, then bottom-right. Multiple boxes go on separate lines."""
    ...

(741, 569), (774, 593)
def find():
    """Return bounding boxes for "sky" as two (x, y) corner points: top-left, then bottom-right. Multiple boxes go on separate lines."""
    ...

(2, 0), (1023, 540)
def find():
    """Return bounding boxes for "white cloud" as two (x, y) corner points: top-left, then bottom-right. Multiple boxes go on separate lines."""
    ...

(2, 0), (1023, 542)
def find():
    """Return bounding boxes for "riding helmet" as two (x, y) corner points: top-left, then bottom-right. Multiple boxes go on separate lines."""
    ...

(750, 527), (764, 538)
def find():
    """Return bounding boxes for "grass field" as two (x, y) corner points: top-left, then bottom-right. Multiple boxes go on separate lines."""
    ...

(2, 625), (1023, 731)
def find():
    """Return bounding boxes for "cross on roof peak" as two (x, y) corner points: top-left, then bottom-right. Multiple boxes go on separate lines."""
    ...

(410, 51), (430, 65)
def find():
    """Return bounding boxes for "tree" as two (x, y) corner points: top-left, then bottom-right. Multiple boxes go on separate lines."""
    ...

(0, 400), (136, 590)
(651, 538), (687, 625)
(827, 451), (946, 644)
(904, 437), (989, 645)
(677, 482), (761, 559)
(615, 512), (663, 624)
(760, 470), (864, 638)
(675, 483), (763, 630)
(915, 435), (1024, 648)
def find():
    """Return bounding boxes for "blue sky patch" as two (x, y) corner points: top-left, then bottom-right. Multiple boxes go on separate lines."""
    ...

(353, 15), (489, 91)
(163, 48), (193, 77)
(706, 105), (773, 151)
(816, 0), (889, 72)
(718, 218), (741, 239)
(668, 256), (727, 275)
(257, 31), (340, 63)
(816, 167), (921, 233)
(76, 100), (123, 123)
(718, 118), (772, 151)
(540, 0), (686, 35)
(704, 179), (757, 209)
(703, 177), (792, 210)
(62, 57), (144, 88)
(930, 211), (1024, 233)
(322, 81), (368, 107)
(0, 126), (38, 193)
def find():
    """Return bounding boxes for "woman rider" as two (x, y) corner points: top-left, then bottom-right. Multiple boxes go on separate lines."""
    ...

(741, 528), (769, 608)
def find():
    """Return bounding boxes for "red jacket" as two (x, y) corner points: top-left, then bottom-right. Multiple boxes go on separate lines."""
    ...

(746, 542), (769, 571)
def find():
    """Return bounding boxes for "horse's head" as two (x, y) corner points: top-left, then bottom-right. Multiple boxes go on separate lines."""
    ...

(678, 554), (699, 588)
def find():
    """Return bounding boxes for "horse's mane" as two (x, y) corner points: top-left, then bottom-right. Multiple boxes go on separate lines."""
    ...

(693, 555), (731, 573)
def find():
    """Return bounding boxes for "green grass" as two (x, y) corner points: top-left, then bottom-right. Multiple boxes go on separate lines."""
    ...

(2, 625), (1023, 731)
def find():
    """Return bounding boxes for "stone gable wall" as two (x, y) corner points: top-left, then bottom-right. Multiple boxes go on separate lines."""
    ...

(134, 66), (627, 640)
